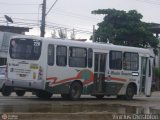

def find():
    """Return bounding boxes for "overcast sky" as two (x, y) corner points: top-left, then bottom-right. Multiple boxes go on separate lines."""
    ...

(0, 0), (160, 39)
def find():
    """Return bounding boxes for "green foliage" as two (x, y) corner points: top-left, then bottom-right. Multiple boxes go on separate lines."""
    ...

(91, 9), (159, 55)
(154, 67), (160, 78)
(58, 29), (67, 39)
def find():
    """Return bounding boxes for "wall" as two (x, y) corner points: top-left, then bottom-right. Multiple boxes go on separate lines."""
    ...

(0, 32), (21, 65)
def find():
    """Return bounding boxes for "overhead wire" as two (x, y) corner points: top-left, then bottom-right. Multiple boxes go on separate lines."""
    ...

(46, 0), (58, 16)
(46, 21), (92, 31)
(135, 0), (160, 6)
(51, 8), (102, 21)
(0, 2), (39, 6)
(0, 13), (38, 15)
(0, 1), (94, 36)
(0, 17), (93, 35)
(49, 9), (102, 23)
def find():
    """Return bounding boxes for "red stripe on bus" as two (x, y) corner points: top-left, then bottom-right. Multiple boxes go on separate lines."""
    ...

(47, 76), (94, 86)
(47, 77), (57, 81)
(47, 76), (126, 86)
(111, 77), (126, 82)
(47, 76), (78, 86)
(105, 77), (126, 82)
(105, 77), (127, 82)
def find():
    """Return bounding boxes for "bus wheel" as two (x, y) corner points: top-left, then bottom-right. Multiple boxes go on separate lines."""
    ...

(61, 94), (70, 100)
(36, 90), (53, 99)
(124, 85), (134, 100)
(1, 86), (12, 96)
(96, 95), (104, 99)
(69, 82), (82, 100)
(15, 90), (26, 96)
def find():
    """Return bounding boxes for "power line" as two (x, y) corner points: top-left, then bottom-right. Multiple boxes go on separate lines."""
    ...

(50, 11), (101, 23)
(51, 8), (102, 21)
(0, 13), (38, 15)
(9, 17), (39, 22)
(0, 16), (93, 30)
(0, 2), (39, 6)
(46, 0), (58, 16)
(0, 17), (92, 35)
(135, 0), (160, 6)
(45, 25), (92, 34)
(46, 21), (92, 32)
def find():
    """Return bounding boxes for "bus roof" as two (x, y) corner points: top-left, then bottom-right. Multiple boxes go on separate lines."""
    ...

(11, 35), (153, 56)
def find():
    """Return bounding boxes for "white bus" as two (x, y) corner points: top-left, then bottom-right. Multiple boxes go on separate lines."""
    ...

(6, 36), (154, 100)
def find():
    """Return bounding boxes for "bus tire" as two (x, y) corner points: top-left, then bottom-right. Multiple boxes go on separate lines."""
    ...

(15, 90), (26, 96)
(36, 90), (53, 99)
(146, 94), (151, 97)
(1, 86), (12, 96)
(69, 82), (82, 100)
(124, 85), (134, 100)
(61, 94), (70, 100)
(96, 95), (104, 99)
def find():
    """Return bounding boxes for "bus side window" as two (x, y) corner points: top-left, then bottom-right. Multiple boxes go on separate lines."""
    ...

(88, 48), (93, 68)
(123, 52), (139, 71)
(48, 44), (54, 66)
(56, 46), (67, 66)
(69, 47), (87, 68)
(109, 51), (122, 70)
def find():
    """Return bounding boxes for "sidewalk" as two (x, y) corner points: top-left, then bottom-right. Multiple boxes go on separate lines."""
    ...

(151, 91), (160, 96)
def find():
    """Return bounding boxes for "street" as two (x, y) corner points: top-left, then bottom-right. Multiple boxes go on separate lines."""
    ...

(0, 92), (160, 120)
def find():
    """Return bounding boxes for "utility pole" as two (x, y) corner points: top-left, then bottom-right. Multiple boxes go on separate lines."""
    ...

(93, 25), (95, 42)
(40, 0), (58, 37)
(40, 0), (46, 37)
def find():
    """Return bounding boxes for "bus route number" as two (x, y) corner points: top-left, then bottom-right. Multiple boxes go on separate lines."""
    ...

(34, 42), (40, 46)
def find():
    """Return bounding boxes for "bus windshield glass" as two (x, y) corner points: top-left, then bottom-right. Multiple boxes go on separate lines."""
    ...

(9, 38), (42, 60)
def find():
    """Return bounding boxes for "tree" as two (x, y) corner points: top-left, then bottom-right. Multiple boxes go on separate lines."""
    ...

(70, 29), (76, 40)
(58, 28), (67, 39)
(51, 30), (57, 38)
(91, 9), (159, 54)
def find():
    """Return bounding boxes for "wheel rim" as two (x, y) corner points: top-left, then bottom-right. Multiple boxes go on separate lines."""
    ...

(127, 87), (134, 99)
(70, 82), (82, 100)
(71, 86), (79, 97)
(128, 88), (134, 96)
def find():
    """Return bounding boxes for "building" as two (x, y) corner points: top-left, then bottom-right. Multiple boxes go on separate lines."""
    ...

(0, 25), (31, 65)
(149, 23), (160, 67)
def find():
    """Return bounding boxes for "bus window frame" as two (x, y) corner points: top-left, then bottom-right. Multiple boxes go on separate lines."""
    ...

(123, 52), (139, 71)
(9, 38), (42, 60)
(88, 48), (93, 68)
(56, 45), (67, 66)
(109, 50), (122, 70)
(69, 47), (87, 68)
(48, 44), (55, 66)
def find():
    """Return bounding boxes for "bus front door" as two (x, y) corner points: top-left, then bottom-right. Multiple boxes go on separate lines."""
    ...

(93, 53), (106, 94)
(145, 58), (152, 97)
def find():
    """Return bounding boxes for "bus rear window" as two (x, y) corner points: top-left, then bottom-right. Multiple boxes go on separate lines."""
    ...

(9, 38), (42, 60)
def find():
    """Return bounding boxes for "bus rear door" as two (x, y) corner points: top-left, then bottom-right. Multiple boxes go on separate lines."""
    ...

(93, 52), (107, 94)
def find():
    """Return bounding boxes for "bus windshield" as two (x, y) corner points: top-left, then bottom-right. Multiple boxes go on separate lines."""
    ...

(9, 38), (42, 60)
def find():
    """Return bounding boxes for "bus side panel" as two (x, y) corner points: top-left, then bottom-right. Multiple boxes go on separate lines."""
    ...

(105, 82), (124, 95)
(45, 82), (70, 94)
(45, 65), (94, 94)
(115, 74), (139, 95)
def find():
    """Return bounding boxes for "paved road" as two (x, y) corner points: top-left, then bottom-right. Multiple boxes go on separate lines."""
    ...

(0, 92), (160, 120)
